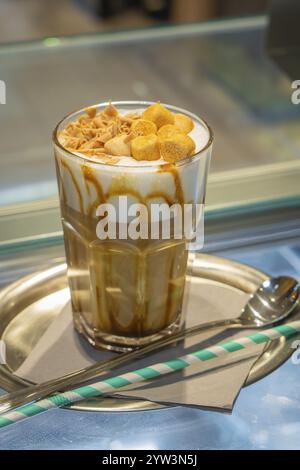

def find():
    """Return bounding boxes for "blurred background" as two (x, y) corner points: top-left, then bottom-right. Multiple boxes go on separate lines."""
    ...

(0, 0), (269, 43)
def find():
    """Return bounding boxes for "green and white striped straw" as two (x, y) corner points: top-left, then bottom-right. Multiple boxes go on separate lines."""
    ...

(0, 320), (299, 429)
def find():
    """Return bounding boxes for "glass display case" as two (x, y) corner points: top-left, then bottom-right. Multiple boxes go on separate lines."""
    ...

(0, 15), (299, 450)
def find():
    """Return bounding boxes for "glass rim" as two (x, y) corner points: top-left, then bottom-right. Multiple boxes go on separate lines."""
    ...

(53, 100), (214, 169)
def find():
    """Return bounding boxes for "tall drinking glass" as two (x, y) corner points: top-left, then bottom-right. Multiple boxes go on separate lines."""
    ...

(53, 102), (213, 351)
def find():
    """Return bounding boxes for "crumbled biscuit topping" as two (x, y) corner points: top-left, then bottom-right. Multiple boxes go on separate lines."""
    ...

(59, 102), (196, 164)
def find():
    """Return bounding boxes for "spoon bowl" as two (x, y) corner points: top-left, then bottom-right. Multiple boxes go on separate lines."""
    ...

(239, 276), (300, 327)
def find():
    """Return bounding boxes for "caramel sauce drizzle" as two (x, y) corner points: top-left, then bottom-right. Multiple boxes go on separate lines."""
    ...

(60, 159), (185, 215)
(81, 164), (105, 204)
(107, 187), (144, 204)
(146, 191), (174, 206)
(54, 153), (68, 205)
(81, 164), (106, 217)
(61, 181), (67, 205)
(164, 253), (176, 326)
(61, 159), (84, 213)
(157, 163), (184, 206)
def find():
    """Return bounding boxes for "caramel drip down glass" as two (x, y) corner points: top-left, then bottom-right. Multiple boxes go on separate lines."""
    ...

(53, 101), (213, 351)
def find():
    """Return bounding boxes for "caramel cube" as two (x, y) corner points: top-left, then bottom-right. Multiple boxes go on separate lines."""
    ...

(174, 113), (194, 134)
(131, 119), (157, 137)
(159, 134), (195, 163)
(131, 134), (160, 161)
(157, 124), (182, 139)
(142, 102), (174, 129)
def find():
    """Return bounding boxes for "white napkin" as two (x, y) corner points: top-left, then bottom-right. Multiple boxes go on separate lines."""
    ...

(16, 279), (264, 411)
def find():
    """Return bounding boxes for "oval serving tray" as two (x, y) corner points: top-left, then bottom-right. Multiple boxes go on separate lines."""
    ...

(0, 254), (299, 412)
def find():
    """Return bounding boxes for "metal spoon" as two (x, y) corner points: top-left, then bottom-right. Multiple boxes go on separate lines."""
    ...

(0, 275), (298, 415)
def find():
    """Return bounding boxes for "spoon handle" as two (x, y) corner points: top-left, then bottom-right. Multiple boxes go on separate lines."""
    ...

(0, 317), (238, 415)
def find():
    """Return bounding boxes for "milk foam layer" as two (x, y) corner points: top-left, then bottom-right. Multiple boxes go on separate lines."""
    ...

(55, 103), (212, 218)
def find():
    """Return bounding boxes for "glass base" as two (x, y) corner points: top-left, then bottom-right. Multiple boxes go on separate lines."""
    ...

(74, 312), (182, 352)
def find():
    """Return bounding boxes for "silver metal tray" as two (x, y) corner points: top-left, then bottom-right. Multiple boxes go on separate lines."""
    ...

(0, 254), (299, 412)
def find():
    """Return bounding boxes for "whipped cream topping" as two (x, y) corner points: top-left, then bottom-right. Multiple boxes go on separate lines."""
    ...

(58, 105), (210, 168)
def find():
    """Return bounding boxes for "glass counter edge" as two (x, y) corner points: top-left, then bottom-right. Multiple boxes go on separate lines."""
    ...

(1, 157), (299, 252)
(0, 194), (300, 257)
(0, 16), (267, 54)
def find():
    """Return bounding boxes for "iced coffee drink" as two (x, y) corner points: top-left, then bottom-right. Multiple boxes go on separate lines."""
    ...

(53, 101), (212, 351)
